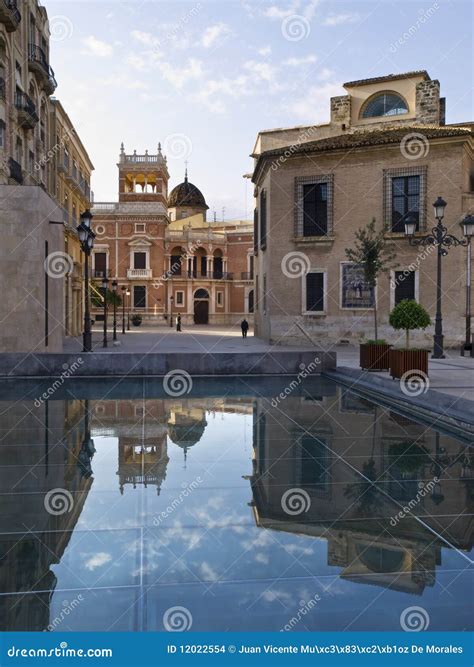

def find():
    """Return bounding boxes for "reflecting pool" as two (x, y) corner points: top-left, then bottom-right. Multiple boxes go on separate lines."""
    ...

(0, 377), (472, 632)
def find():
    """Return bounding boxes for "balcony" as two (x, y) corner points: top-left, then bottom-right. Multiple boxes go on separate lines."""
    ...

(8, 157), (22, 184)
(0, 77), (5, 102)
(14, 91), (39, 129)
(0, 0), (21, 32)
(93, 269), (111, 278)
(28, 44), (57, 94)
(170, 270), (233, 281)
(240, 272), (254, 281)
(127, 268), (152, 280)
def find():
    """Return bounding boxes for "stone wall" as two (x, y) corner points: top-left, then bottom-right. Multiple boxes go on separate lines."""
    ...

(416, 80), (441, 124)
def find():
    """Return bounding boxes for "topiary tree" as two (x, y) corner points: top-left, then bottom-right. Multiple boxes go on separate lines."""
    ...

(389, 299), (431, 349)
(345, 218), (395, 342)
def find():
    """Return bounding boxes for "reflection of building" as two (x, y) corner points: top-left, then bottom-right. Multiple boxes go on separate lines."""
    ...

(250, 390), (473, 595)
(91, 149), (254, 326)
(251, 71), (473, 346)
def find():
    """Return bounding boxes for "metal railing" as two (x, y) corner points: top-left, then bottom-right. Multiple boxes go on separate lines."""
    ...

(240, 272), (254, 280)
(28, 44), (57, 91)
(14, 90), (38, 124)
(170, 270), (233, 280)
(8, 157), (22, 183)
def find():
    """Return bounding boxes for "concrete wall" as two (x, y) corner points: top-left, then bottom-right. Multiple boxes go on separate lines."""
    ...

(0, 185), (64, 352)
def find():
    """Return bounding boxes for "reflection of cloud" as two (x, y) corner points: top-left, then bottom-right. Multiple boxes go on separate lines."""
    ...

(200, 562), (219, 581)
(255, 553), (270, 565)
(84, 552), (112, 571)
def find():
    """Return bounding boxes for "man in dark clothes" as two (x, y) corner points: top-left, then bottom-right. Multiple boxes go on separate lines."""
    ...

(241, 319), (249, 338)
(176, 315), (182, 332)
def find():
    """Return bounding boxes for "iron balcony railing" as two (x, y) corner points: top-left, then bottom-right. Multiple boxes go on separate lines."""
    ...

(240, 272), (254, 280)
(28, 44), (57, 91)
(14, 90), (39, 126)
(8, 157), (22, 183)
(0, 0), (21, 31)
(170, 270), (234, 280)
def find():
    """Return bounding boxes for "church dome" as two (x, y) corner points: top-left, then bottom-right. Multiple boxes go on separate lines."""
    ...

(168, 171), (209, 210)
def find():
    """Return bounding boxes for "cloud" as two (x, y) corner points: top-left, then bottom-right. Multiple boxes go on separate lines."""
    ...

(82, 36), (113, 57)
(288, 80), (343, 121)
(131, 30), (156, 46)
(158, 58), (204, 88)
(262, 1), (300, 19)
(202, 23), (231, 48)
(283, 55), (317, 66)
(322, 12), (359, 26)
(258, 46), (272, 57)
(243, 60), (277, 83)
(84, 552), (112, 571)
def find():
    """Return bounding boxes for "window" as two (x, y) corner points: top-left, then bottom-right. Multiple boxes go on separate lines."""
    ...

(341, 263), (375, 309)
(133, 252), (146, 270)
(253, 207), (259, 253)
(0, 120), (6, 149)
(255, 275), (259, 311)
(391, 176), (420, 233)
(94, 252), (107, 277)
(135, 223), (145, 233)
(133, 286), (146, 308)
(303, 183), (328, 236)
(394, 271), (416, 304)
(248, 290), (254, 313)
(15, 62), (21, 88)
(216, 291), (223, 307)
(259, 190), (267, 249)
(16, 136), (22, 165)
(263, 274), (267, 314)
(170, 254), (182, 275)
(295, 175), (333, 237)
(362, 92), (408, 118)
(175, 291), (184, 306)
(305, 272), (325, 313)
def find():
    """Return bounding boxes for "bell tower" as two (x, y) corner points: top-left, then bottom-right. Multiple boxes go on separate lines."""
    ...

(118, 143), (169, 206)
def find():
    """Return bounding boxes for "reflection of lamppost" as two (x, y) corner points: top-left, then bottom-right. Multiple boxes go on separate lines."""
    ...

(77, 399), (95, 479)
(77, 210), (95, 352)
(460, 214), (474, 355)
(102, 276), (109, 348)
(429, 433), (451, 505)
(404, 198), (473, 359)
(170, 295), (174, 328)
(112, 280), (118, 342)
(121, 286), (127, 334)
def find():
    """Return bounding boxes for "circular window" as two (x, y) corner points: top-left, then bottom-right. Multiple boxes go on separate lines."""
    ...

(95, 225), (105, 235)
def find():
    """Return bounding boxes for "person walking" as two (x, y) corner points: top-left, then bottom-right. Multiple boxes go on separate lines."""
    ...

(241, 318), (249, 339)
(176, 314), (182, 332)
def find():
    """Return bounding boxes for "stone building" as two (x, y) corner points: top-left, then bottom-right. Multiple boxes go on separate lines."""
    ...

(91, 147), (254, 326)
(251, 71), (474, 347)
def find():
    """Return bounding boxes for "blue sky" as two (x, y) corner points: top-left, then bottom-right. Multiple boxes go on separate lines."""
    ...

(47, 0), (473, 219)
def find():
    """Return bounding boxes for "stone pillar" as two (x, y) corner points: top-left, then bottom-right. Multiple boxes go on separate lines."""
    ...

(330, 95), (351, 127)
(416, 80), (441, 124)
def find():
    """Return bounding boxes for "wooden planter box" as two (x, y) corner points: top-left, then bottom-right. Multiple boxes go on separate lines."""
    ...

(360, 343), (392, 371)
(389, 349), (429, 379)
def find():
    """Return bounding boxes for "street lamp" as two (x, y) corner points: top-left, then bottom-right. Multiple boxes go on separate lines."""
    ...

(77, 210), (96, 352)
(126, 288), (131, 330)
(404, 197), (471, 359)
(112, 280), (118, 342)
(460, 214), (474, 355)
(170, 295), (174, 328)
(121, 285), (127, 334)
(102, 276), (109, 348)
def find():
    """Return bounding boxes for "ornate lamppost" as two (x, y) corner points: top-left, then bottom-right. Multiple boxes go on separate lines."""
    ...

(112, 280), (118, 342)
(460, 214), (474, 355)
(404, 198), (474, 359)
(127, 288), (131, 330)
(77, 210), (95, 352)
(102, 276), (109, 348)
(121, 285), (127, 334)
(170, 295), (174, 328)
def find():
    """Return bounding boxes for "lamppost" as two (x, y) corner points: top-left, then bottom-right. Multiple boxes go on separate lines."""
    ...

(460, 214), (474, 355)
(102, 276), (109, 348)
(170, 295), (174, 328)
(112, 280), (118, 342)
(121, 286), (127, 334)
(404, 197), (473, 359)
(77, 210), (96, 352)
(127, 288), (131, 330)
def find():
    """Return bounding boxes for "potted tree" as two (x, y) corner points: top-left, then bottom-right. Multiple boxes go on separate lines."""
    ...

(345, 219), (395, 370)
(132, 314), (142, 327)
(389, 299), (431, 378)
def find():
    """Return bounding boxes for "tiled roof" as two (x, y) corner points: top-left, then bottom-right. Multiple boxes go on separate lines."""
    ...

(343, 71), (430, 87)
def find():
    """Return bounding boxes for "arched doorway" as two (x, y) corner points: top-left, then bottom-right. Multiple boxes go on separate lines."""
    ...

(194, 288), (209, 324)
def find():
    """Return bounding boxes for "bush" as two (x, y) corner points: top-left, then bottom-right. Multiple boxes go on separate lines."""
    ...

(389, 300), (430, 349)
(132, 314), (142, 326)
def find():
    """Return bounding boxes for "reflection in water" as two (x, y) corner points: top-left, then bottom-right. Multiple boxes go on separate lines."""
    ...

(0, 381), (472, 631)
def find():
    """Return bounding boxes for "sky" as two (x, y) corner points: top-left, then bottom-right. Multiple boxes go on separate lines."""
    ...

(46, 0), (473, 220)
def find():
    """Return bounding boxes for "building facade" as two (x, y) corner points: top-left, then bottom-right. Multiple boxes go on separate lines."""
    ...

(251, 71), (474, 347)
(91, 147), (254, 327)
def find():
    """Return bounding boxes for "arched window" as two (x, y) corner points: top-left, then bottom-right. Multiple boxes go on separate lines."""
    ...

(194, 289), (209, 299)
(361, 92), (408, 118)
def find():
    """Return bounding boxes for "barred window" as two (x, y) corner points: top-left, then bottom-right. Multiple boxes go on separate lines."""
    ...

(305, 272), (325, 312)
(253, 207), (258, 254)
(259, 190), (267, 249)
(295, 175), (333, 238)
(384, 167), (427, 233)
(394, 271), (415, 304)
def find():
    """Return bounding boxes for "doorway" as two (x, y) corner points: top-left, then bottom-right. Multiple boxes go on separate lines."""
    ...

(194, 289), (209, 324)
